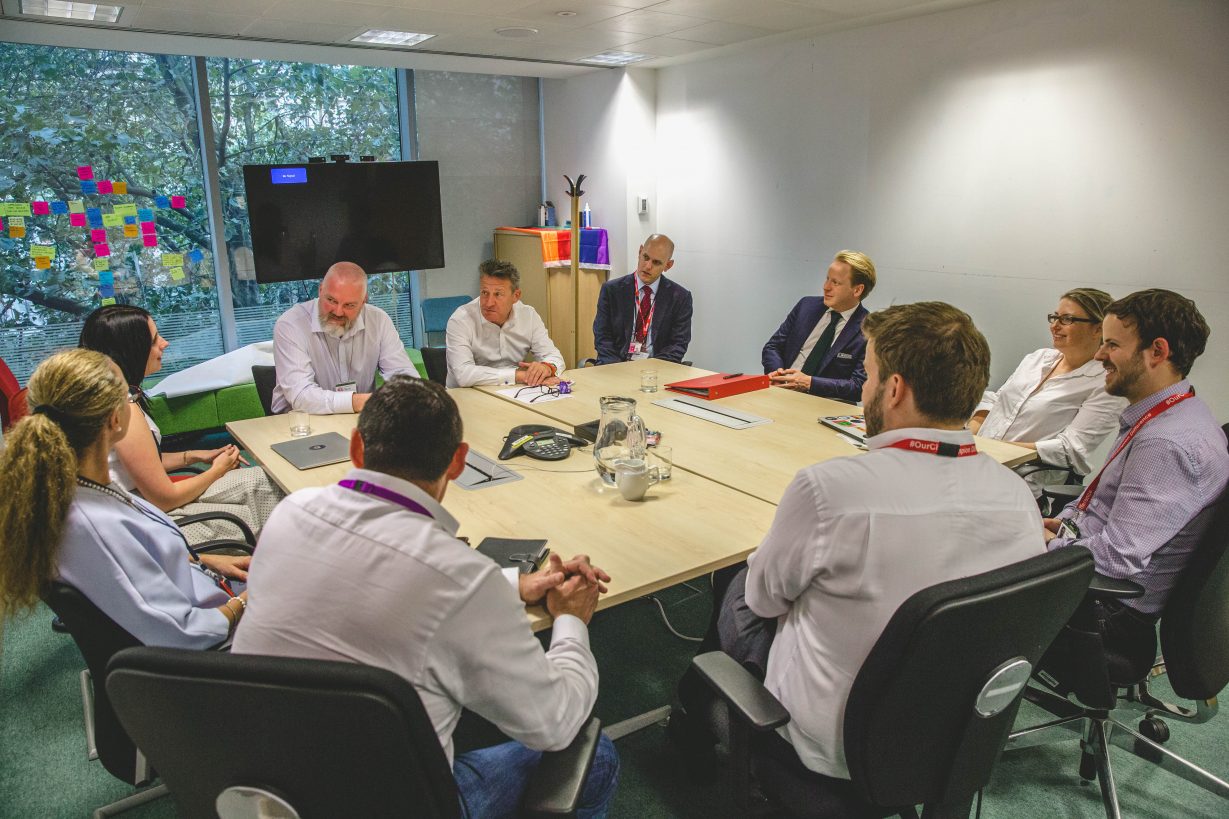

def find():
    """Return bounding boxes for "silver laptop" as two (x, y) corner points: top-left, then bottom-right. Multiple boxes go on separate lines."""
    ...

(270, 432), (351, 470)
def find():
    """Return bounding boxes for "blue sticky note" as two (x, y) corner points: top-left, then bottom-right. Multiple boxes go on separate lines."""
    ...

(99, 283), (115, 298)
(81, 180), (98, 195)
(98, 270), (115, 288)
(187, 248), (204, 264)
(86, 207), (103, 227)
(138, 208), (154, 222)
(50, 201), (69, 215)
(154, 195), (170, 209)
(124, 215), (137, 225)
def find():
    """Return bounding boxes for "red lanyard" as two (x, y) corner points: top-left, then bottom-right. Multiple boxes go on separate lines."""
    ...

(634, 284), (655, 343)
(1076, 391), (1193, 511)
(886, 438), (978, 457)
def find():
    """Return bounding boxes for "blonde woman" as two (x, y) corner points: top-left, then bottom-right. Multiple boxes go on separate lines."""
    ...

(0, 349), (247, 647)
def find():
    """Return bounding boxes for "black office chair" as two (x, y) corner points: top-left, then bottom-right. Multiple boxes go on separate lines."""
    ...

(251, 364), (277, 416)
(105, 646), (603, 818)
(420, 346), (448, 385)
(689, 548), (1095, 817)
(1009, 446), (1229, 818)
(1014, 461), (1084, 515)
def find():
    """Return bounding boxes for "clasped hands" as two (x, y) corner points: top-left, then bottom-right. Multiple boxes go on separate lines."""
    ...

(516, 360), (560, 387)
(518, 553), (611, 624)
(768, 368), (811, 391)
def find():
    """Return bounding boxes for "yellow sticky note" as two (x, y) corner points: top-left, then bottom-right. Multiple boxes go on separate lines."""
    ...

(102, 213), (123, 227)
(112, 181), (128, 195)
(101, 297), (117, 306)
(113, 204), (138, 218)
(34, 255), (51, 270)
(93, 257), (110, 272)
(30, 245), (55, 258)
(68, 200), (85, 214)
(123, 223), (139, 238)
(6, 203), (32, 218)
(169, 266), (185, 281)
(8, 216), (24, 228)
(161, 253), (183, 267)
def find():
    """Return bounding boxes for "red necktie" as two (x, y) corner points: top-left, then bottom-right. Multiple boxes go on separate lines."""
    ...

(635, 286), (652, 344)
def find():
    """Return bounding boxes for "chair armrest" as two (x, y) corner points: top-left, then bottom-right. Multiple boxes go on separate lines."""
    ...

(1041, 484), (1083, 504)
(691, 651), (790, 732)
(1015, 461), (1080, 482)
(192, 540), (255, 556)
(522, 717), (601, 818)
(173, 511), (255, 545)
(1088, 572), (1145, 599)
(169, 464), (208, 475)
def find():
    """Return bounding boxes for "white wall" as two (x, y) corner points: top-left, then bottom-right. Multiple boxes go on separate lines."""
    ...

(650, 0), (1229, 413)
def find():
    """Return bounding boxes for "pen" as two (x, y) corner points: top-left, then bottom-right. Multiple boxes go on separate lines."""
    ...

(723, 373), (743, 379)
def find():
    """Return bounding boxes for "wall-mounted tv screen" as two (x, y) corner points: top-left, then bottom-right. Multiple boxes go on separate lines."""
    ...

(242, 160), (445, 283)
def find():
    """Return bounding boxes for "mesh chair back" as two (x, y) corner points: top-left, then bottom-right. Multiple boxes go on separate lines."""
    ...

(1158, 425), (1229, 700)
(843, 548), (1094, 810)
(420, 347), (448, 385)
(43, 582), (145, 784)
(251, 365), (277, 416)
(106, 646), (461, 819)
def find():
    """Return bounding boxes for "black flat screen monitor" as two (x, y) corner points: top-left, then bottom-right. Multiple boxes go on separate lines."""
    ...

(242, 160), (445, 283)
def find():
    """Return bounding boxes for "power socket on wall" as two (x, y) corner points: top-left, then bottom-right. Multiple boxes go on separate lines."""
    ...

(636, 195), (649, 215)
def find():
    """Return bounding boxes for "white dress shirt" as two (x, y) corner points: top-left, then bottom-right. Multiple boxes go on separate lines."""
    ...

(445, 299), (566, 388)
(272, 300), (418, 414)
(233, 468), (598, 764)
(977, 348), (1126, 477)
(789, 304), (857, 371)
(745, 427), (1044, 778)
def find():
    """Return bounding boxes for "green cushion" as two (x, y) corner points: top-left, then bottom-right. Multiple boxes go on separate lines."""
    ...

(148, 392), (219, 436)
(216, 384), (265, 424)
(406, 347), (428, 380)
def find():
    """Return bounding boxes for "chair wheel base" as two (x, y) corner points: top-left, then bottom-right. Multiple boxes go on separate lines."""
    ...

(1138, 716), (1170, 744)
(1079, 752), (1098, 782)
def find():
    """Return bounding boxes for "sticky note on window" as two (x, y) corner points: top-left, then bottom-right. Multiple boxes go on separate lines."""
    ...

(170, 195), (186, 209)
(154, 195), (170, 209)
(99, 270), (114, 287)
(93, 257), (110, 272)
(101, 297), (116, 306)
(143, 234), (158, 248)
(169, 266), (185, 281)
(51, 201), (69, 215)
(161, 253), (183, 267)
(6, 203), (32, 217)
(32, 201), (50, 216)
(102, 213), (123, 228)
(98, 180), (114, 195)
(90, 228), (107, 242)
(112, 181), (128, 195)
(34, 255), (52, 270)
(187, 248), (204, 264)
(123, 223), (139, 238)
(8, 225), (25, 238)
(69, 200), (85, 214)
(140, 221), (156, 235)
(31, 245), (55, 258)
(123, 215), (136, 225)
(113, 204), (138, 218)
(94, 243), (111, 257)
(81, 180), (98, 195)
(77, 165), (94, 180)
(86, 207), (102, 225)
(137, 207), (154, 222)
(70, 213), (87, 227)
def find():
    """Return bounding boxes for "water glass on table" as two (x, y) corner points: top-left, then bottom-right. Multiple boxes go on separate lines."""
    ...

(288, 410), (311, 438)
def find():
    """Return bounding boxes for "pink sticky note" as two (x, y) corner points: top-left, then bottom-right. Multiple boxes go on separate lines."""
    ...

(98, 180), (114, 194)
(90, 228), (107, 242)
(77, 165), (94, 181)
(70, 212), (87, 227)
(143, 234), (158, 248)
(170, 195), (186, 209)
(32, 201), (50, 215)
(94, 243), (111, 257)
(140, 221), (157, 235)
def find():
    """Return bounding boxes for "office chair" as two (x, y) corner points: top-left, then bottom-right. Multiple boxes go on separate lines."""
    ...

(105, 646), (604, 819)
(422, 295), (470, 347)
(250, 364), (276, 416)
(0, 356), (29, 431)
(1014, 461), (1084, 515)
(1008, 438), (1229, 819)
(689, 548), (1095, 817)
(420, 346), (448, 385)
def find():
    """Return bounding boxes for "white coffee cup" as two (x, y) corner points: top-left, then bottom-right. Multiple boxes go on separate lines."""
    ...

(614, 457), (660, 501)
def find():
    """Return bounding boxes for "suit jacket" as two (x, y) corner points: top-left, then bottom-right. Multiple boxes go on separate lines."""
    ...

(762, 298), (868, 402)
(593, 274), (693, 365)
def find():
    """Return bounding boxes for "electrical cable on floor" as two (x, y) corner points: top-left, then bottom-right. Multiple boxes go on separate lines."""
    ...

(646, 595), (703, 641)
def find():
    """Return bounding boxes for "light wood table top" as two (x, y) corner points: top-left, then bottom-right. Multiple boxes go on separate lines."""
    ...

(477, 360), (1036, 505)
(227, 388), (777, 631)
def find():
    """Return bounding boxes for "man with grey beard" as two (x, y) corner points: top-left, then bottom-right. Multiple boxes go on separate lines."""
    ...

(272, 261), (418, 414)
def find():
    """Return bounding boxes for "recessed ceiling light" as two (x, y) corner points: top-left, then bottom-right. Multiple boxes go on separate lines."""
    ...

(580, 51), (653, 66)
(556, 11), (578, 17)
(20, 0), (123, 22)
(351, 29), (435, 47)
(495, 26), (540, 38)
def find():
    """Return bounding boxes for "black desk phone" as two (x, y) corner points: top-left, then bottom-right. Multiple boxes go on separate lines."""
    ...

(499, 424), (589, 461)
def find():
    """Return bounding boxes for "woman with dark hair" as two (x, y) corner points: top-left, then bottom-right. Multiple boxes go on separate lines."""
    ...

(79, 305), (283, 543)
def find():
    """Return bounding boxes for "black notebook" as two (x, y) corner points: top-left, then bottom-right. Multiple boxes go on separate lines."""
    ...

(475, 538), (549, 574)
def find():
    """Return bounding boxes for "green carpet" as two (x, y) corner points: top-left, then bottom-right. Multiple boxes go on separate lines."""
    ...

(3, 580), (1226, 818)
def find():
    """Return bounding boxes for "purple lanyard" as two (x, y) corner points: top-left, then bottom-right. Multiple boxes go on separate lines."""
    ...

(339, 479), (435, 519)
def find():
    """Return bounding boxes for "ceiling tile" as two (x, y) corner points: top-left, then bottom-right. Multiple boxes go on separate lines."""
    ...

(723, 2), (843, 30)
(501, 1), (640, 28)
(139, 0), (280, 15)
(126, 6), (258, 36)
(262, 0), (391, 26)
(240, 18), (367, 43)
(585, 9), (706, 36)
(628, 34), (712, 56)
(666, 19), (775, 45)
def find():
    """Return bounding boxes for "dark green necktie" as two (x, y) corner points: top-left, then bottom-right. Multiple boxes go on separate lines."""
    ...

(800, 310), (840, 376)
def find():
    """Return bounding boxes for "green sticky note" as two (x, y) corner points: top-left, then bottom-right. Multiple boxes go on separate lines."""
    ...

(6, 203), (33, 217)
(112, 204), (138, 218)
(68, 200), (86, 214)
(169, 266), (185, 281)
(101, 297), (117, 306)
(93, 257), (110, 272)
(102, 213), (123, 227)
(30, 245), (56, 258)
(161, 253), (183, 267)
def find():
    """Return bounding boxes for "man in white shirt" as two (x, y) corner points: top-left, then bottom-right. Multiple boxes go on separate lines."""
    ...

(681, 301), (1044, 781)
(234, 376), (619, 817)
(445, 259), (566, 388)
(271, 262), (418, 414)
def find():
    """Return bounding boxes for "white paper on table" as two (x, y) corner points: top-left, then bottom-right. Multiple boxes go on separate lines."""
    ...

(496, 385), (574, 404)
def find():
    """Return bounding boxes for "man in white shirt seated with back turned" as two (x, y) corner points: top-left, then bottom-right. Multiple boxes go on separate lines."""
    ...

(271, 261), (418, 414)
(235, 376), (619, 817)
(445, 259), (566, 388)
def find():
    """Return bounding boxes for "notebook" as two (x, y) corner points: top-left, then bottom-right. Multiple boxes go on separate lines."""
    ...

(476, 538), (549, 574)
(270, 432), (351, 470)
(820, 415), (868, 443)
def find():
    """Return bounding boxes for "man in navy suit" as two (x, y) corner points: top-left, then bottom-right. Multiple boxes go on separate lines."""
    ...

(762, 249), (877, 402)
(592, 234), (693, 365)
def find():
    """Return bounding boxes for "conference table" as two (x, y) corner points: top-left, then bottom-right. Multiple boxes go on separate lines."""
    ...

(227, 361), (1034, 632)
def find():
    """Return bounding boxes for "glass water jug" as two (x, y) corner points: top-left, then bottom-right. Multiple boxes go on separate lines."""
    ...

(594, 396), (647, 485)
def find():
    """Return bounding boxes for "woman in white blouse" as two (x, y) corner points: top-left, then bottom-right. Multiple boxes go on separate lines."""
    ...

(970, 288), (1127, 493)
(0, 349), (247, 647)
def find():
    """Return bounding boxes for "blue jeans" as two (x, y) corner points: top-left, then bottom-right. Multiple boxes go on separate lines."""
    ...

(453, 733), (620, 819)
